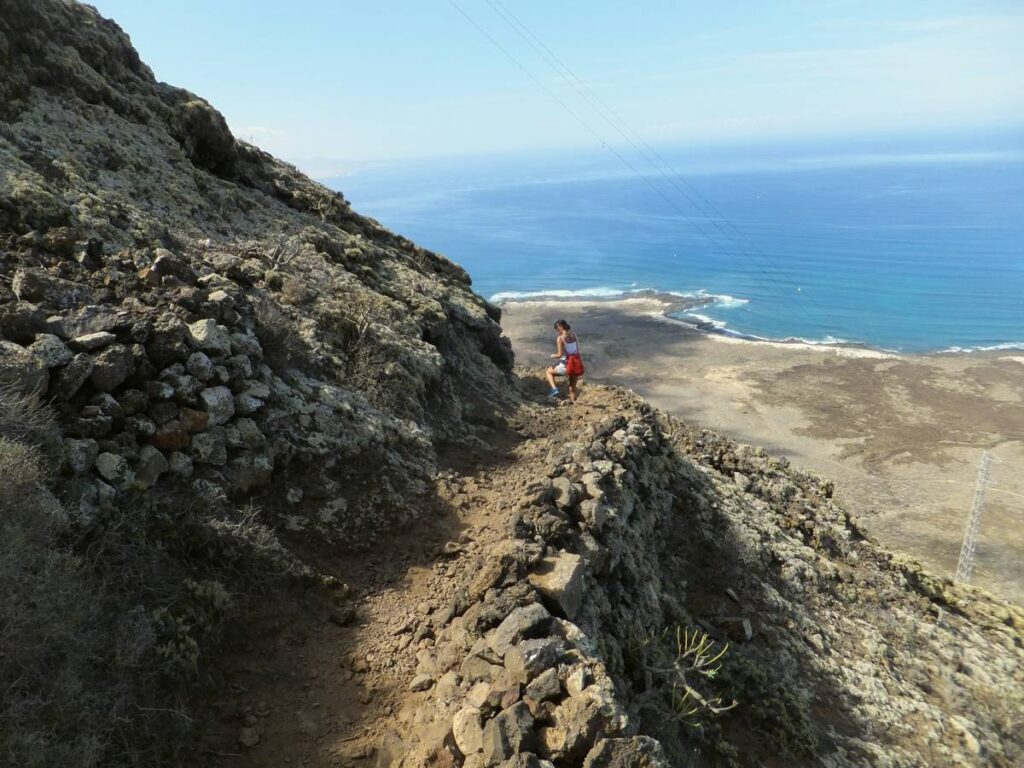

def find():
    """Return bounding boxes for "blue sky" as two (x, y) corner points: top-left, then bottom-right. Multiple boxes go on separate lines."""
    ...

(92, 1), (1024, 175)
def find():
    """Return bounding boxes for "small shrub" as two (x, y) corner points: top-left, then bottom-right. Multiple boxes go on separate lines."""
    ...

(0, 383), (59, 457)
(628, 625), (738, 729)
(252, 293), (311, 369)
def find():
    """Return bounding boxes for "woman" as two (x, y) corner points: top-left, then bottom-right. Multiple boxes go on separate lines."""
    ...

(546, 319), (585, 402)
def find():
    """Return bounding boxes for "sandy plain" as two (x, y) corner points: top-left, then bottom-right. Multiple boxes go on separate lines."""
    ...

(501, 297), (1024, 605)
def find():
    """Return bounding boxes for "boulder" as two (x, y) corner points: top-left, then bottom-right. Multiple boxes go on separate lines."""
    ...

(169, 451), (193, 477)
(0, 339), (49, 395)
(505, 638), (564, 684)
(64, 438), (99, 474)
(199, 385), (235, 425)
(95, 452), (129, 483)
(0, 302), (49, 343)
(190, 430), (227, 465)
(179, 406), (210, 433)
(538, 696), (604, 762)
(225, 454), (273, 494)
(151, 421), (190, 452)
(524, 668), (561, 703)
(46, 306), (124, 340)
(135, 444), (168, 486)
(550, 476), (577, 509)
(482, 702), (535, 766)
(185, 351), (215, 381)
(233, 392), (264, 415)
(187, 319), (232, 356)
(69, 331), (116, 351)
(460, 655), (503, 685)
(28, 334), (72, 367)
(50, 352), (93, 400)
(488, 603), (552, 657)
(12, 268), (89, 308)
(481, 670), (522, 713)
(452, 706), (484, 756)
(527, 552), (585, 619)
(90, 344), (135, 391)
(226, 418), (267, 450)
(408, 673), (434, 692)
(581, 737), (669, 768)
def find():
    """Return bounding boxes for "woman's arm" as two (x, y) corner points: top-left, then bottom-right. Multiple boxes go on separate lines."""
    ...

(551, 335), (565, 358)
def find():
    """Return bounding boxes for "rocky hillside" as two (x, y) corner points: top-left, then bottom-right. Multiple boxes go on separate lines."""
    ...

(225, 388), (1016, 768)
(1, 2), (1021, 767)
(0, 0), (516, 532)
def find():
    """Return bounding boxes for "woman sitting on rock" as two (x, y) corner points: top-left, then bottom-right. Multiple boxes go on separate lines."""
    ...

(546, 319), (585, 402)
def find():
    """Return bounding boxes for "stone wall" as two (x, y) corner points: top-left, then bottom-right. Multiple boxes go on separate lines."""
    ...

(386, 400), (1024, 767)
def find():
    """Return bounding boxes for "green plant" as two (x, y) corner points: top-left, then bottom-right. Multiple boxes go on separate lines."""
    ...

(630, 625), (738, 728)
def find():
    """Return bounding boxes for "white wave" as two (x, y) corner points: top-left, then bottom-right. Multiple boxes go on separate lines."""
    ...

(491, 285), (751, 308)
(709, 293), (750, 309)
(678, 312), (727, 329)
(490, 286), (634, 302)
(780, 334), (853, 346)
(937, 341), (1024, 354)
(490, 286), (703, 303)
(690, 289), (750, 309)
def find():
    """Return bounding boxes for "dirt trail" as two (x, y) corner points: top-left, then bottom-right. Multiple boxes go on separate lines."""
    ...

(203, 380), (611, 766)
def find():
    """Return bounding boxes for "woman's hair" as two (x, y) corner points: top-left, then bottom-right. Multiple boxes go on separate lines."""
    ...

(554, 319), (571, 331)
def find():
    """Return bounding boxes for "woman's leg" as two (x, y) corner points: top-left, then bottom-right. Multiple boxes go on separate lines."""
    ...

(568, 376), (579, 402)
(546, 367), (557, 390)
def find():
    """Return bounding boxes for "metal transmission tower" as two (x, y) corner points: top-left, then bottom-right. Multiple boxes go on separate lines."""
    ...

(955, 451), (993, 584)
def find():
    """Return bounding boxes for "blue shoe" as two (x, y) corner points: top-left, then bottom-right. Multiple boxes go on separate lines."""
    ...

(548, 387), (560, 398)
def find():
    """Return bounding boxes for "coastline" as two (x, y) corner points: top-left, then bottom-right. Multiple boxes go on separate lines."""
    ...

(499, 296), (1024, 605)
(495, 290), (1023, 358)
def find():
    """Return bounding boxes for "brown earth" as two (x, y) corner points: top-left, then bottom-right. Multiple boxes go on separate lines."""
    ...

(200, 386), (611, 766)
(197, 379), (1024, 768)
(500, 298), (1024, 605)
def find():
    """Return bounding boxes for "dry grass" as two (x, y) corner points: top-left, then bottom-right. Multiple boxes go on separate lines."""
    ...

(0, 394), (121, 768)
(252, 292), (312, 370)
(0, 388), (300, 766)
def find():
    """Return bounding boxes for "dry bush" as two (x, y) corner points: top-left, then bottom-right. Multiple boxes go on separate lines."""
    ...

(0, 385), (302, 766)
(252, 293), (311, 369)
(0, 383), (59, 457)
(0, 423), (116, 767)
(279, 275), (316, 305)
(0, 392), (192, 766)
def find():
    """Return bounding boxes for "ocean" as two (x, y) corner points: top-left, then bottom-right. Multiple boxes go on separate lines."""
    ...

(331, 137), (1024, 353)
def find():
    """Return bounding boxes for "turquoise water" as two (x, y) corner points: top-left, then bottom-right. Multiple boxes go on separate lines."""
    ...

(333, 139), (1024, 352)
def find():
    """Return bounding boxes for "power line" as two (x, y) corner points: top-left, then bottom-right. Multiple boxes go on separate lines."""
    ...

(481, 0), (827, 320)
(445, 1), (714, 229)
(447, 0), (822, 330)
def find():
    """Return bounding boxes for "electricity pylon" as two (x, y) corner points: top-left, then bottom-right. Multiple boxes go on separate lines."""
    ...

(954, 451), (992, 584)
